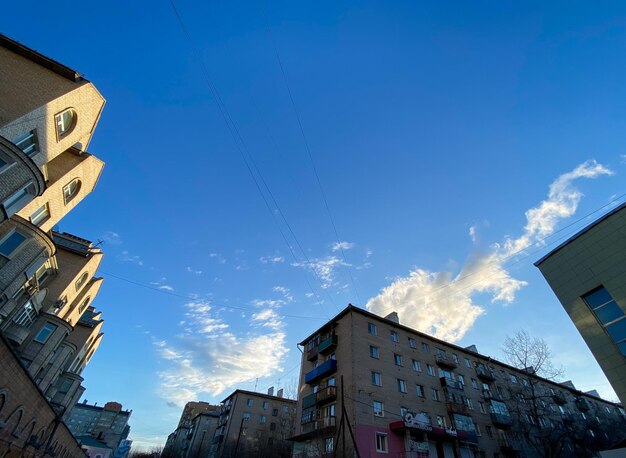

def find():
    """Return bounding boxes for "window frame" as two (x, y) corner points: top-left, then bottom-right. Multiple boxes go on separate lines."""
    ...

(369, 345), (379, 359)
(0, 230), (27, 259)
(373, 401), (384, 417)
(397, 379), (407, 393)
(34, 322), (57, 344)
(371, 371), (382, 386)
(54, 108), (77, 140)
(13, 129), (39, 156)
(30, 203), (50, 226)
(63, 178), (81, 204)
(368, 323), (377, 335)
(375, 432), (388, 453)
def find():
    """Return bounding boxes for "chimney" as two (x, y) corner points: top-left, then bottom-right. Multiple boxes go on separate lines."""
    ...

(384, 312), (399, 324)
(267, 386), (274, 397)
(83, 399), (88, 404)
(277, 388), (284, 398)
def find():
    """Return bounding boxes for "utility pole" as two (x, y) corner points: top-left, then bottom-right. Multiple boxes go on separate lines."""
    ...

(333, 376), (360, 458)
(234, 416), (248, 457)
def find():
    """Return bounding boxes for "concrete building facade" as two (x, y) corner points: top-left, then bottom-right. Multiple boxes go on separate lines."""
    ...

(162, 401), (220, 458)
(210, 389), (296, 458)
(535, 202), (626, 406)
(67, 401), (132, 456)
(292, 305), (626, 458)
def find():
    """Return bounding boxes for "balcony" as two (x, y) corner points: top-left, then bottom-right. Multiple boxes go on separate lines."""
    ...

(301, 416), (336, 435)
(306, 345), (318, 361)
(435, 354), (457, 369)
(3, 322), (33, 345)
(562, 413), (576, 425)
(445, 396), (469, 415)
(303, 393), (317, 410)
(575, 398), (589, 412)
(318, 335), (337, 355)
(490, 412), (513, 428)
(440, 377), (464, 391)
(476, 365), (496, 381)
(305, 359), (337, 384)
(498, 438), (520, 453)
(482, 389), (499, 400)
(552, 393), (567, 405)
(316, 386), (337, 404)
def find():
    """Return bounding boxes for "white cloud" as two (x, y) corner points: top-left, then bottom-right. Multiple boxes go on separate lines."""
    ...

(331, 241), (355, 252)
(120, 250), (144, 266)
(259, 254), (285, 264)
(367, 160), (613, 342)
(468, 225), (477, 243)
(151, 277), (175, 292)
(102, 231), (122, 245)
(621, 154), (626, 164)
(156, 300), (288, 406)
(292, 256), (347, 289)
(186, 266), (203, 275)
(272, 286), (294, 302)
(209, 253), (227, 264)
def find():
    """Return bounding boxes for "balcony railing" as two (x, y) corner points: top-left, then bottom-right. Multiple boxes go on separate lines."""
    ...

(305, 359), (337, 384)
(476, 365), (496, 381)
(303, 393), (317, 410)
(306, 345), (318, 361)
(318, 335), (337, 355)
(316, 386), (337, 404)
(301, 416), (336, 434)
(445, 397), (469, 415)
(435, 354), (457, 368)
(440, 377), (464, 391)
(490, 412), (512, 428)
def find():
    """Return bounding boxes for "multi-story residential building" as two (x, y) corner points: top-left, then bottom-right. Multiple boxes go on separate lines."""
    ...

(292, 305), (626, 458)
(163, 401), (220, 458)
(0, 32), (110, 457)
(67, 400), (132, 455)
(535, 202), (626, 406)
(210, 389), (296, 458)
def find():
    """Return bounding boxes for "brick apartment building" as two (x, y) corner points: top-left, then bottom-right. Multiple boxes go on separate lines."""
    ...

(0, 33), (110, 457)
(291, 305), (626, 458)
(210, 389), (297, 458)
(162, 401), (220, 458)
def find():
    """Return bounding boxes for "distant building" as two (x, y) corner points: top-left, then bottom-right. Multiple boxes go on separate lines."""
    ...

(67, 400), (132, 456)
(210, 389), (297, 458)
(291, 305), (626, 457)
(78, 434), (113, 458)
(163, 401), (220, 458)
(535, 202), (626, 406)
(0, 32), (108, 457)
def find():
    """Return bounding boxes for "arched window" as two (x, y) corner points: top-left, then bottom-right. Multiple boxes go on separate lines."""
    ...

(63, 178), (81, 204)
(78, 297), (90, 314)
(75, 272), (88, 291)
(54, 109), (77, 139)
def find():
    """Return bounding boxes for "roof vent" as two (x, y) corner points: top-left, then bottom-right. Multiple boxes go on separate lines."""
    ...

(385, 312), (399, 324)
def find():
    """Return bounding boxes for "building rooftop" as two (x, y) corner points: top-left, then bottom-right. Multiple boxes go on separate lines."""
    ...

(534, 200), (626, 266)
(221, 389), (297, 405)
(77, 435), (112, 449)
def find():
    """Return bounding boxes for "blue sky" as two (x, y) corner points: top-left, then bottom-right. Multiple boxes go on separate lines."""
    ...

(4, 0), (626, 449)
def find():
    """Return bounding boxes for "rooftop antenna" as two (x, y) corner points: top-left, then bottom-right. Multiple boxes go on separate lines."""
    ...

(254, 377), (258, 392)
(94, 239), (104, 248)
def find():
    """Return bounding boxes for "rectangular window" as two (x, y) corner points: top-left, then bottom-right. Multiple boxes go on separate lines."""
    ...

(510, 374), (518, 384)
(436, 415), (446, 427)
(34, 323), (57, 344)
(30, 203), (50, 226)
(416, 384), (424, 397)
(259, 415), (266, 423)
(325, 438), (334, 453)
(371, 371), (382, 386)
(431, 388), (440, 401)
(422, 342), (430, 353)
(0, 230), (26, 258)
(583, 286), (626, 355)
(451, 353), (459, 363)
(370, 345), (379, 359)
(247, 399), (253, 407)
(390, 330), (399, 342)
(243, 412), (251, 420)
(471, 379), (478, 389)
(412, 359), (421, 372)
(465, 358), (472, 368)
(272, 408), (278, 416)
(400, 407), (409, 417)
(375, 433), (388, 452)
(373, 401), (384, 417)
(398, 379), (407, 393)
(458, 375), (465, 386)
(475, 424), (481, 436)
(394, 353), (402, 366)
(427, 364), (435, 376)
(408, 338), (417, 349)
(368, 323), (377, 335)
(13, 130), (39, 156)
(12, 300), (37, 327)
(466, 398), (474, 410)
(479, 402), (486, 413)
(262, 401), (269, 410)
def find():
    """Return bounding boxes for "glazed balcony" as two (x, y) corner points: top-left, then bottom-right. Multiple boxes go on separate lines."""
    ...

(440, 377), (464, 391)
(552, 393), (567, 405)
(490, 412), (513, 428)
(575, 398), (589, 412)
(476, 365), (496, 381)
(305, 359), (337, 384)
(316, 386), (337, 404)
(318, 335), (337, 355)
(306, 345), (318, 361)
(445, 396), (469, 415)
(303, 393), (317, 410)
(435, 354), (457, 369)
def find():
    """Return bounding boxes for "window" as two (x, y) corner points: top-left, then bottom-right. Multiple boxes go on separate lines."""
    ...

(422, 342), (430, 353)
(427, 364), (435, 376)
(12, 300), (37, 327)
(30, 203), (50, 226)
(262, 401), (269, 410)
(259, 415), (266, 423)
(390, 330), (399, 342)
(272, 408), (278, 416)
(458, 375), (465, 386)
(78, 297), (90, 314)
(408, 338), (417, 349)
(466, 398), (474, 410)
(510, 374), (518, 384)
(475, 424), (481, 436)
(243, 412), (251, 420)
(371, 371), (381, 386)
(412, 359), (421, 372)
(394, 353), (402, 366)
(373, 401), (384, 417)
(479, 402), (486, 413)
(34, 323), (57, 343)
(486, 425), (493, 438)
(283, 405), (289, 413)
(63, 179), (81, 204)
(368, 323), (377, 335)
(431, 388), (440, 401)
(465, 358), (472, 368)
(270, 422), (276, 431)
(55, 108), (77, 139)
(75, 272), (89, 291)
(246, 399), (253, 407)
(416, 384), (425, 397)
(13, 130), (39, 156)
(436, 415), (447, 427)
(375, 433), (388, 453)
(471, 379), (478, 390)
(400, 407), (409, 417)
(0, 231), (26, 258)
(398, 379), (407, 393)
(325, 438), (334, 453)
(370, 345), (379, 359)
(583, 286), (626, 355)
(451, 353), (459, 363)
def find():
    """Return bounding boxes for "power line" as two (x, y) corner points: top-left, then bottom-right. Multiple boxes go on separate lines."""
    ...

(98, 269), (326, 321)
(261, 5), (363, 307)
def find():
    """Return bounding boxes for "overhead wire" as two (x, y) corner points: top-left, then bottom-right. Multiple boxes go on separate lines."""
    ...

(261, 4), (363, 307)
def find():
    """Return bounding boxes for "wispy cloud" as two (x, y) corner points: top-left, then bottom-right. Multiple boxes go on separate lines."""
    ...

(259, 254), (285, 264)
(186, 266), (203, 275)
(331, 241), (355, 252)
(292, 256), (347, 289)
(156, 300), (288, 406)
(120, 250), (144, 266)
(209, 253), (227, 264)
(102, 231), (122, 245)
(620, 154), (626, 164)
(367, 160), (613, 342)
(151, 277), (175, 292)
